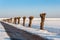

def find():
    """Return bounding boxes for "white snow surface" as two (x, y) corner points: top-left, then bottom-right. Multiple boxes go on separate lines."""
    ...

(20, 18), (60, 34)
(0, 23), (10, 40)
(0, 18), (60, 40)
(3, 18), (60, 40)
(0, 18), (9, 21)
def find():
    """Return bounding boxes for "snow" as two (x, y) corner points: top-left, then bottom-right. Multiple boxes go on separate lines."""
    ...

(20, 18), (60, 34)
(0, 18), (9, 21)
(2, 18), (60, 40)
(0, 18), (60, 40)
(0, 23), (10, 40)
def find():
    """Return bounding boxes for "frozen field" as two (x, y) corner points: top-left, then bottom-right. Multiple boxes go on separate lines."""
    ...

(12, 18), (60, 40)
(0, 18), (60, 40)
(20, 18), (60, 35)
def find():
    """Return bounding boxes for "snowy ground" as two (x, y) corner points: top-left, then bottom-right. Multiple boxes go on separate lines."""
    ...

(0, 21), (47, 40)
(19, 18), (60, 34)
(9, 18), (60, 40)
(0, 23), (10, 40)
(20, 18), (60, 40)
(0, 18), (60, 40)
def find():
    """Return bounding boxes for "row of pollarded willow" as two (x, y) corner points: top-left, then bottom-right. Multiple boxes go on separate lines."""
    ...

(14, 17), (21, 24)
(13, 16), (34, 27)
(3, 18), (12, 23)
(2, 13), (46, 30)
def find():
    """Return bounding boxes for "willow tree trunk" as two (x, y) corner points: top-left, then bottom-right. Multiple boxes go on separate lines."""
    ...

(14, 18), (16, 24)
(18, 18), (20, 24)
(40, 13), (46, 30)
(23, 16), (26, 26)
(28, 16), (34, 27)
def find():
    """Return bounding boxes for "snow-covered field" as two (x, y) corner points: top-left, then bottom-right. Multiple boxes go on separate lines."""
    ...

(0, 18), (8, 21)
(19, 18), (60, 34)
(0, 23), (10, 40)
(0, 18), (60, 40)
(20, 18), (60, 40)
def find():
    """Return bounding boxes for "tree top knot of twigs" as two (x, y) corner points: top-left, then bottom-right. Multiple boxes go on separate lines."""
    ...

(15, 17), (21, 19)
(40, 13), (46, 17)
(29, 16), (34, 19)
(23, 16), (26, 19)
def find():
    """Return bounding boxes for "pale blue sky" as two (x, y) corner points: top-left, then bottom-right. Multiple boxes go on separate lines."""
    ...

(0, 0), (60, 18)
